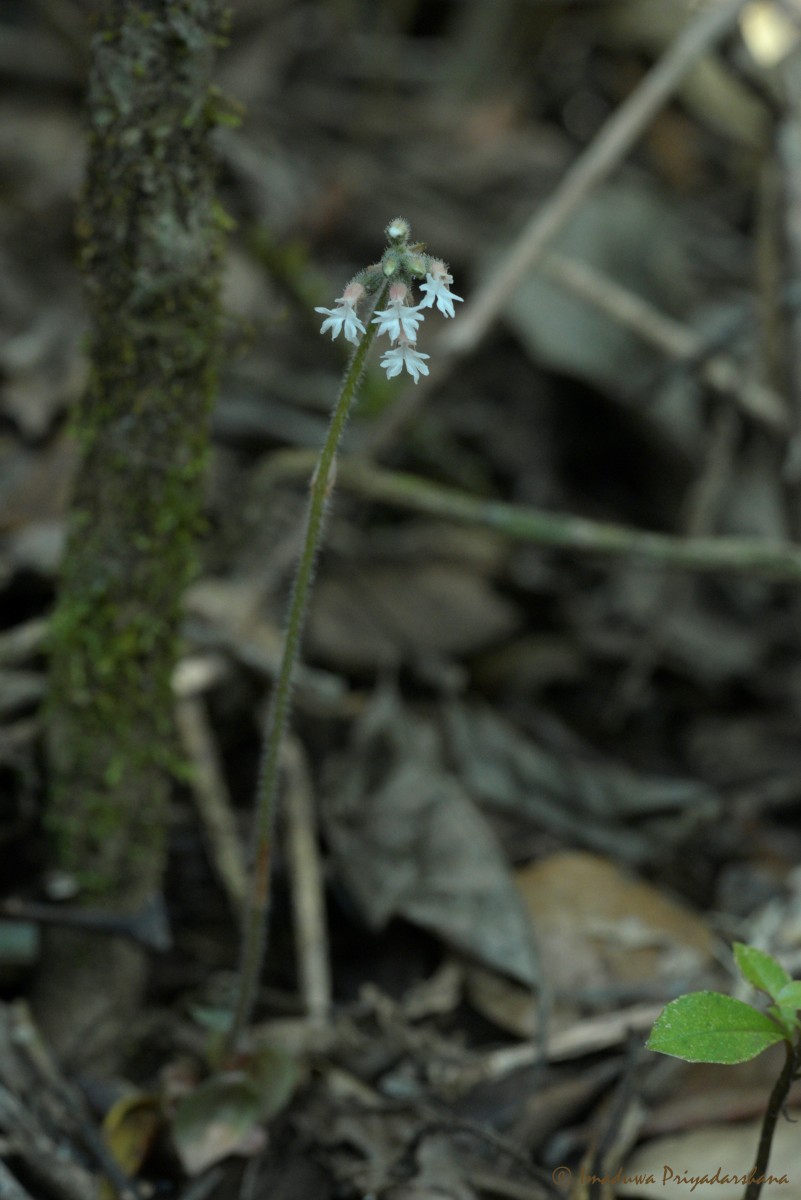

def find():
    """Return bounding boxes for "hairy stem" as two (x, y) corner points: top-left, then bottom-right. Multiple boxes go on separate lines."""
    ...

(226, 286), (387, 1055)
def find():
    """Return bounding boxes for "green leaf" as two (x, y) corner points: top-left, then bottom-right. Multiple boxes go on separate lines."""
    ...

(647, 991), (787, 1064)
(171, 1051), (297, 1176)
(187, 1004), (233, 1034)
(733, 942), (791, 1000)
(768, 1005), (800, 1037)
(172, 1074), (263, 1175)
(247, 1043), (298, 1123)
(775, 982), (801, 1011)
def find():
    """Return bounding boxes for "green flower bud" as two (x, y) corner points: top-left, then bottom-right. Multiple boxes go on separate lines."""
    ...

(386, 217), (410, 243)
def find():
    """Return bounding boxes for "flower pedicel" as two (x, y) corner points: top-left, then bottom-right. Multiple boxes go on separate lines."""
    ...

(314, 218), (462, 382)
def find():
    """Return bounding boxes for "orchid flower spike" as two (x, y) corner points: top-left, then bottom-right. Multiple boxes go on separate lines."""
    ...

(315, 222), (462, 382)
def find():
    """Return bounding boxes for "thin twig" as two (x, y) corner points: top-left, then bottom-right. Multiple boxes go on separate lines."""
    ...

(444, 0), (753, 356)
(585, 1032), (643, 1199)
(611, 403), (741, 720)
(176, 1166), (226, 1200)
(541, 253), (789, 432)
(363, 0), (753, 456)
(469, 1172), (554, 1200)
(396, 1110), (561, 1198)
(259, 449), (801, 585)
(0, 1160), (35, 1200)
(282, 736), (332, 1023)
(0, 897), (170, 953)
(10, 1003), (141, 1200)
(176, 695), (248, 915)
(0, 619), (49, 668)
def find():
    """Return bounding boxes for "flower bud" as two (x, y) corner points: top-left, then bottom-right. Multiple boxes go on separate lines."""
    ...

(386, 217), (410, 243)
(341, 281), (366, 305)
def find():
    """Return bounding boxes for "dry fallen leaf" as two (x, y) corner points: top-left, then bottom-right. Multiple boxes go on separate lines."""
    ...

(467, 851), (717, 1037)
(445, 701), (719, 863)
(621, 1116), (801, 1198)
(324, 685), (539, 987)
(101, 1093), (161, 1200)
(308, 561), (519, 671)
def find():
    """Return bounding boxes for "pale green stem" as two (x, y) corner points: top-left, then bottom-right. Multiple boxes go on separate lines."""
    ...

(226, 286), (388, 1056)
(256, 452), (801, 586)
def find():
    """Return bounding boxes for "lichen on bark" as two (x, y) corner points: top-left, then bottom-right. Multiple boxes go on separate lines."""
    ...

(47, 0), (229, 906)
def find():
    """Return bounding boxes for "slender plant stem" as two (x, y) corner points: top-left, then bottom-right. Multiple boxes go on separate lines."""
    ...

(225, 285), (387, 1056)
(257, 450), (801, 586)
(744, 1038), (801, 1200)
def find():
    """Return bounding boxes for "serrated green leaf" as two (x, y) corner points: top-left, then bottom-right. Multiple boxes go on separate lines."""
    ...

(733, 942), (791, 1000)
(775, 982), (801, 1011)
(647, 991), (786, 1064)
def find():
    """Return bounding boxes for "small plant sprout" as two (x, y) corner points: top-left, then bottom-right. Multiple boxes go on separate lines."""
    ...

(647, 943), (801, 1200)
(225, 223), (462, 1056)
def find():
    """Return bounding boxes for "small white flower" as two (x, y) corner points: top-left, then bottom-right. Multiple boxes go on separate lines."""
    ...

(315, 302), (365, 345)
(380, 340), (430, 384)
(418, 260), (463, 319)
(315, 282), (366, 345)
(372, 283), (424, 343)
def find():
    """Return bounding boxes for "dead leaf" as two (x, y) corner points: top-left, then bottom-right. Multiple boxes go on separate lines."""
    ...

(308, 561), (519, 671)
(502, 184), (691, 398)
(519, 852), (715, 990)
(324, 685), (539, 987)
(621, 1117), (801, 1198)
(101, 1093), (161, 1200)
(467, 852), (716, 1037)
(604, 2), (768, 147)
(383, 1134), (479, 1200)
(444, 702), (719, 864)
(317, 1107), (416, 1196)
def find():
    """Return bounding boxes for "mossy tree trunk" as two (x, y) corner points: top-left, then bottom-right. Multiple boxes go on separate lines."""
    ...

(39, 0), (229, 1061)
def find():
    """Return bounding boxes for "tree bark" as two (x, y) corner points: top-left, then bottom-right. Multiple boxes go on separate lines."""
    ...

(39, 0), (229, 1063)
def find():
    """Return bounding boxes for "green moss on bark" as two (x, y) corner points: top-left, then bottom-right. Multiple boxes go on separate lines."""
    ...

(47, 0), (229, 901)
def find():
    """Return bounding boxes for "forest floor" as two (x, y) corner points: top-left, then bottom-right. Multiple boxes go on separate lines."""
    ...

(3, 1), (801, 1198)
